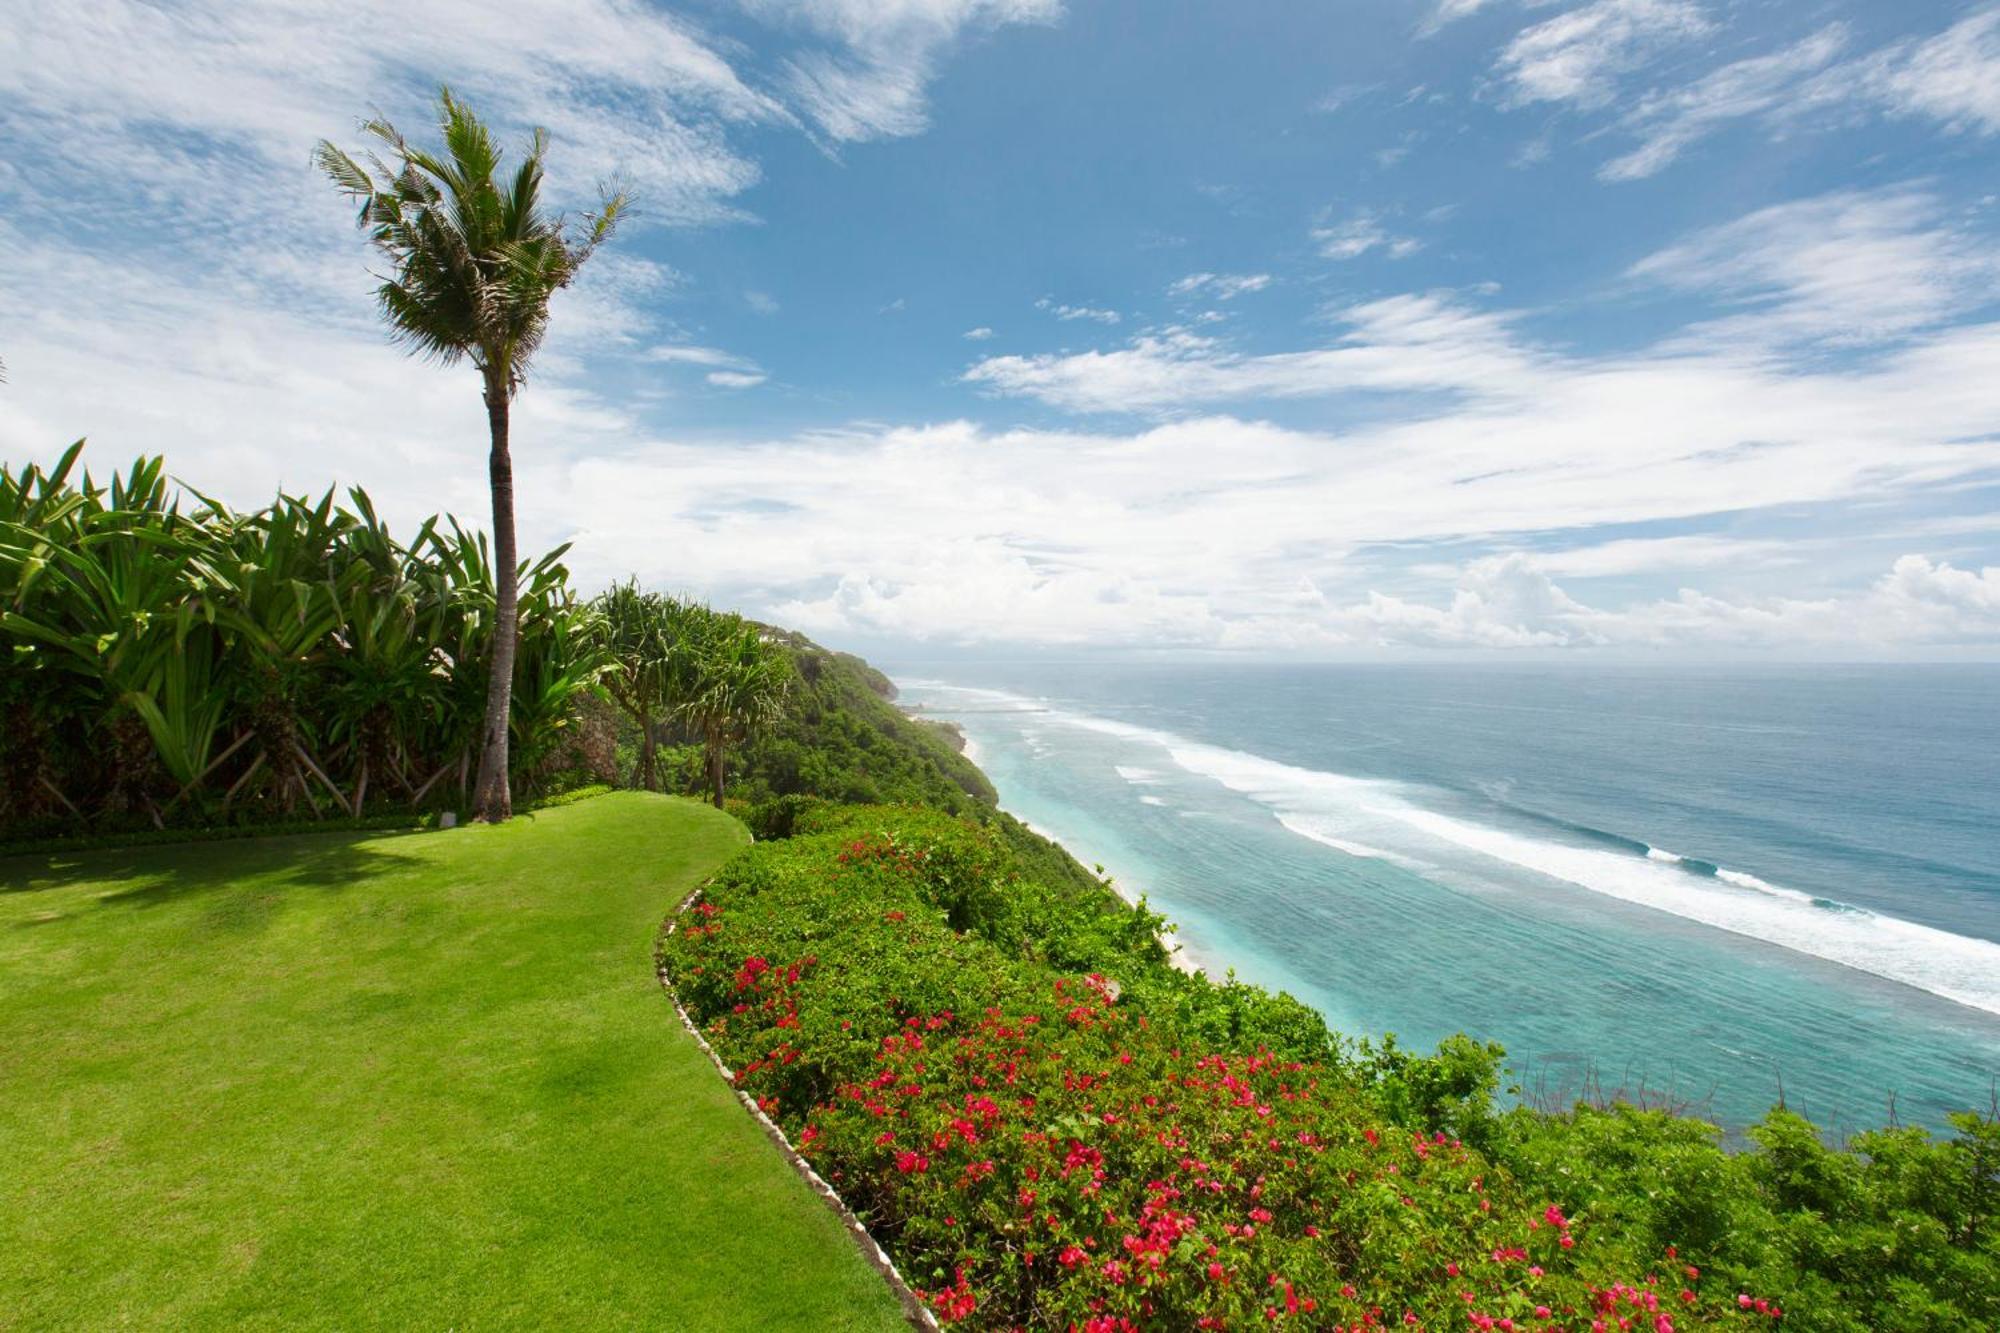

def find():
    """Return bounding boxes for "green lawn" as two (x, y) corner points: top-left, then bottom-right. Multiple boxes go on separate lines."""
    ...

(0, 793), (907, 1331)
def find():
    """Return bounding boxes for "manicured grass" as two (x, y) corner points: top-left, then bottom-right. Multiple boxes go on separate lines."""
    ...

(0, 793), (907, 1331)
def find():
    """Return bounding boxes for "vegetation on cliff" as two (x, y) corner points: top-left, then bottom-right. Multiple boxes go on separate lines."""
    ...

(663, 804), (2000, 1332)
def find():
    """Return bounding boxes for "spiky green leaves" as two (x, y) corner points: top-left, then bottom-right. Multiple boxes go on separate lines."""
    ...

(316, 88), (630, 391)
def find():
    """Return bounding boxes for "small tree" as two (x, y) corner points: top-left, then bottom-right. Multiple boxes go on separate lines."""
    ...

(680, 617), (790, 809)
(595, 581), (673, 791)
(317, 89), (627, 823)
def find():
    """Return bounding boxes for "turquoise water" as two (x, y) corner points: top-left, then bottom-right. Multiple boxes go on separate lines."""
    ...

(891, 664), (2000, 1135)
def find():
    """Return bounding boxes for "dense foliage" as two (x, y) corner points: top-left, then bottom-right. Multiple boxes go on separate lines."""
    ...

(595, 581), (792, 808)
(733, 628), (997, 814)
(0, 446), (785, 839)
(607, 623), (1002, 825)
(661, 805), (2000, 1332)
(0, 444), (610, 836)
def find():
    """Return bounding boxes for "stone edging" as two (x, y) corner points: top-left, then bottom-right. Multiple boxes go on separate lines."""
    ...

(658, 884), (940, 1332)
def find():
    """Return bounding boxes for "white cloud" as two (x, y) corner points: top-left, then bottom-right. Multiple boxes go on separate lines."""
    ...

(740, 0), (1063, 141)
(966, 295), (1537, 413)
(0, 0), (781, 229)
(1630, 186), (2000, 348)
(1298, 553), (2000, 651)
(556, 285), (2000, 648)
(1879, 553), (2000, 616)
(1169, 272), (1273, 300)
(1312, 83), (1380, 113)
(1852, 8), (2000, 136)
(1601, 11), (2000, 180)
(1036, 297), (1121, 324)
(764, 534), (2000, 651)
(976, 185), (2000, 415)
(745, 290), (781, 314)
(1601, 23), (1850, 180)
(647, 344), (755, 368)
(963, 326), (996, 340)
(1525, 535), (1799, 578)
(1311, 211), (1423, 261)
(1421, 0), (1509, 37)
(1375, 138), (1419, 168)
(11, 214), (2000, 654)
(1495, 0), (1714, 109)
(0, 222), (628, 538)
(1339, 555), (1589, 648)
(647, 344), (767, 388)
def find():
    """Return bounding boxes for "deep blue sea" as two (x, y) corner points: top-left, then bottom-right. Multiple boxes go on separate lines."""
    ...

(890, 663), (2000, 1135)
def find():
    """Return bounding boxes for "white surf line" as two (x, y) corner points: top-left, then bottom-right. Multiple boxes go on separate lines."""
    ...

(1392, 802), (2000, 1017)
(996, 813), (1209, 977)
(1276, 817), (1389, 860)
(1021, 697), (2000, 1019)
(898, 684), (1214, 979)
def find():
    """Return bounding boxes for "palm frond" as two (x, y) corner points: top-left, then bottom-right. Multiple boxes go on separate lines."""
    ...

(319, 88), (630, 389)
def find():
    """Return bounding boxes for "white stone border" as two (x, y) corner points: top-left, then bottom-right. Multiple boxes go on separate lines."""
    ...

(658, 884), (939, 1332)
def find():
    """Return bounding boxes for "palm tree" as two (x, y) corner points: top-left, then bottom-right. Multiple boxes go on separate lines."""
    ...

(316, 89), (627, 823)
(679, 617), (790, 810)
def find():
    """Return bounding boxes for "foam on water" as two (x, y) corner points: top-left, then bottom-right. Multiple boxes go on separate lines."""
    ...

(1277, 817), (1389, 860)
(1002, 694), (2000, 1018)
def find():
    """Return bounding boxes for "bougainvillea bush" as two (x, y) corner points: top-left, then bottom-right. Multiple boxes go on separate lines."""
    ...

(659, 806), (1998, 1332)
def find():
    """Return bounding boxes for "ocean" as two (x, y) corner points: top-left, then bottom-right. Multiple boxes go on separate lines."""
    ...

(890, 663), (2000, 1135)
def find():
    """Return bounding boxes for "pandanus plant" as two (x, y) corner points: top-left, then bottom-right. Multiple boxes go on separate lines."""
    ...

(0, 442), (90, 821)
(595, 580), (676, 791)
(503, 545), (611, 788)
(0, 450), (232, 824)
(678, 615), (791, 810)
(208, 486), (356, 814)
(0, 445), (615, 834)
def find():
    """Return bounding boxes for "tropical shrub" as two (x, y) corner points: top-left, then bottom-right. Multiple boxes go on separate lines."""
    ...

(661, 807), (1999, 1331)
(0, 445), (606, 835)
(731, 628), (997, 813)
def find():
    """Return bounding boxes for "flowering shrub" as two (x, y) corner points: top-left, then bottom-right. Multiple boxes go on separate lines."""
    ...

(659, 808), (1809, 1330)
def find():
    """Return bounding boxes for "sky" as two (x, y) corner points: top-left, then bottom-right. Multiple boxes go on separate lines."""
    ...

(3, 0), (1999, 658)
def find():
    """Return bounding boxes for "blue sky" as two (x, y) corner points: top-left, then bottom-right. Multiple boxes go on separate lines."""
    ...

(3, 0), (1998, 655)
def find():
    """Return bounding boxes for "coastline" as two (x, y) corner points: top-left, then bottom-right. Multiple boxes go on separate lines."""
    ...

(943, 718), (1209, 977)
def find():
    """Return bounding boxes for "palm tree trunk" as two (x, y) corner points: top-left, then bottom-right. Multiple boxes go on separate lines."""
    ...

(471, 368), (518, 823)
(707, 729), (725, 809)
(639, 715), (658, 792)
